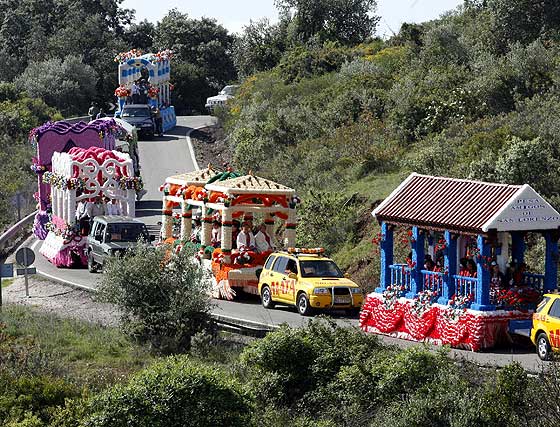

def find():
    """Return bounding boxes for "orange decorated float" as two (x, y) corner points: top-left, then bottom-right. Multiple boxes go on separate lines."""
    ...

(160, 167), (299, 299)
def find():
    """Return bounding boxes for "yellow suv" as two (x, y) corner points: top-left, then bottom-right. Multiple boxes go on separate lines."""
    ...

(531, 293), (560, 360)
(257, 248), (363, 316)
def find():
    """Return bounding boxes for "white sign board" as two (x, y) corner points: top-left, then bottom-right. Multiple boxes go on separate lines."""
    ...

(483, 185), (560, 231)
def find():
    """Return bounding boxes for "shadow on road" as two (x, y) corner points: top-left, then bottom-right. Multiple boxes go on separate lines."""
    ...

(135, 200), (162, 219)
(224, 291), (362, 320)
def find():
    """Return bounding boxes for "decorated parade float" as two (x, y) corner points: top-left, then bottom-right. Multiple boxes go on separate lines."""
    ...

(114, 49), (176, 132)
(160, 167), (298, 299)
(360, 173), (560, 351)
(30, 119), (123, 239)
(38, 146), (140, 267)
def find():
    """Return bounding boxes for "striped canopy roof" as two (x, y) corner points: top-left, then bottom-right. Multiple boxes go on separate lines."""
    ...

(205, 175), (295, 196)
(165, 167), (220, 186)
(373, 173), (560, 233)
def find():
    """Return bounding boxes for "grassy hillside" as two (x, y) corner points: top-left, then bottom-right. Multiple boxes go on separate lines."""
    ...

(223, 3), (560, 290)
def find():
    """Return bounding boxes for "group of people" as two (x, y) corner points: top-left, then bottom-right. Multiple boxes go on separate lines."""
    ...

(88, 103), (107, 121)
(76, 195), (121, 235)
(129, 79), (150, 104)
(190, 216), (276, 261)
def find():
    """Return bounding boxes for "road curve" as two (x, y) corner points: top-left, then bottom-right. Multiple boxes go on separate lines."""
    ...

(16, 115), (548, 373)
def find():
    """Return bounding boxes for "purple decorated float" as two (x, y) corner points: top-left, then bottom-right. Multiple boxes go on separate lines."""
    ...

(39, 146), (140, 267)
(30, 119), (121, 239)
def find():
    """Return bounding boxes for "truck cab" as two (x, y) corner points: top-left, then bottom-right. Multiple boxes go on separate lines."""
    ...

(86, 216), (151, 272)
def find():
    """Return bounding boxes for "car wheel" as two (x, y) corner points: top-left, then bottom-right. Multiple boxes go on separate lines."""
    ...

(87, 253), (97, 273)
(537, 332), (553, 361)
(261, 286), (275, 309)
(297, 293), (313, 316)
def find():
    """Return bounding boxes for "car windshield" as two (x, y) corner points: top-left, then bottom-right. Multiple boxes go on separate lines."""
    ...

(220, 86), (237, 96)
(106, 223), (149, 242)
(536, 296), (551, 313)
(122, 108), (150, 118)
(300, 260), (343, 278)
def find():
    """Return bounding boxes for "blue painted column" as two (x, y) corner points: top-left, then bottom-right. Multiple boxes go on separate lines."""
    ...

(544, 232), (558, 293)
(438, 230), (457, 305)
(376, 222), (394, 293)
(511, 231), (525, 265)
(407, 226), (425, 298)
(472, 234), (493, 311)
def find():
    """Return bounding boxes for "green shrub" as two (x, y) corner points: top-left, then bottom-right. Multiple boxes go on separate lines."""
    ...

(98, 244), (213, 354)
(0, 373), (77, 426)
(85, 355), (251, 427)
(240, 320), (382, 410)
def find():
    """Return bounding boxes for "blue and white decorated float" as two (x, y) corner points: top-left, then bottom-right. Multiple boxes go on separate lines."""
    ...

(114, 49), (176, 132)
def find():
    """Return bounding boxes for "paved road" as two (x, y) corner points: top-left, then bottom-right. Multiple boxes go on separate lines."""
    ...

(15, 115), (549, 373)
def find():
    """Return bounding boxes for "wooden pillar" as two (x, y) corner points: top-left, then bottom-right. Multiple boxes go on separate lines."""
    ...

(407, 226), (425, 299)
(511, 231), (525, 264)
(126, 189), (135, 217)
(438, 230), (457, 305)
(284, 208), (296, 248)
(61, 190), (67, 222)
(51, 187), (58, 217)
(472, 234), (493, 311)
(264, 212), (275, 236)
(68, 189), (76, 225)
(161, 195), (173, 240)
(376, 222), (393, 293)
(201, 205), (212, 247)
(544, 231), (559, 293)
(221, 209), (233, 264)
(180, 202), (192, 241)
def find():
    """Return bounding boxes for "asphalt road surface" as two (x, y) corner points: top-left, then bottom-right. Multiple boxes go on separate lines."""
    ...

(14, 115), (550, 373)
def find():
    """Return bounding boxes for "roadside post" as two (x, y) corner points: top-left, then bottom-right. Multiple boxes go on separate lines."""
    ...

(0, 262), (14, 311)
(15, 247), (36, 298)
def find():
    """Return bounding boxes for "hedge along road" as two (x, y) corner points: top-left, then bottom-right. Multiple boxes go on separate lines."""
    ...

(19, 115), (548, 373)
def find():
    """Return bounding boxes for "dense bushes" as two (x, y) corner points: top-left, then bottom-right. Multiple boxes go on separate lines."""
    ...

(98, 245), (213, 354)
(238, 320), (554, 426)
(85, 356), (251, 427)
(5, 307), (560, 427)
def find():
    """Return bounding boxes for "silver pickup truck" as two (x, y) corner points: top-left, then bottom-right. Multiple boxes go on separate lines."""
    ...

(86, 216), (152, 272)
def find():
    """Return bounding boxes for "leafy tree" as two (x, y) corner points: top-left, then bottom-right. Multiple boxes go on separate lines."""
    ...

(277, 41), (352, 83)
(15, 56), (97, 116)
(123, 19), (156, 51)
(171, 62), (216, 114)
(275, 0), (380, 45)
(487, 0), (560, 51)
(155, 9), (236, 92)
(495, 136), (560, 196)
(233, 18), (288, 79)
(98, 244), (213, 354)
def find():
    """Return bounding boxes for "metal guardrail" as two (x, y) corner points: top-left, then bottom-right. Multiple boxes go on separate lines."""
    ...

(64, 115), (90, 124)
(0, 210), (37, 252)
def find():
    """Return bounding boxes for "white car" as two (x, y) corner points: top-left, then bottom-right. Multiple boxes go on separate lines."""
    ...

(205, 85), (238, 112)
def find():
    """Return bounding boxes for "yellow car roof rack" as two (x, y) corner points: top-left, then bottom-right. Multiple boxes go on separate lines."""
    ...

(286, 247), (325, 255)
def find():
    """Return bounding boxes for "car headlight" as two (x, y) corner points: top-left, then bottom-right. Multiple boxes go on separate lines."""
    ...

(350, 288), (362, 294)
(313, 287), (330, 295)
